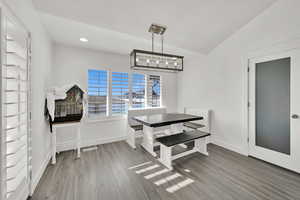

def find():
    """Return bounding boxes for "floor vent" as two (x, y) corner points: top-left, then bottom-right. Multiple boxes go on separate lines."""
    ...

(82, 146), (98, 152)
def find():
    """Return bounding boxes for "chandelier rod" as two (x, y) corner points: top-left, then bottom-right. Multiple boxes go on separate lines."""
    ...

(152, 33), (154, 52)
(161, 35), (164, 55)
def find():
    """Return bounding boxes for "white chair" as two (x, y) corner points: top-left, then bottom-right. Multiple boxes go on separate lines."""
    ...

(184, 108), (211, 133)
(126, 107), (167, 149)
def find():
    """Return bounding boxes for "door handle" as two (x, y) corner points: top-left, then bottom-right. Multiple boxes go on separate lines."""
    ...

(292, 114), (299, 119)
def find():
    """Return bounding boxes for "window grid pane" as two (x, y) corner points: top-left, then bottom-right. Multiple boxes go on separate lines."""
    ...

(132, 73), (145, 108)
(147, 75), (161, 107)
(88, 70), (108, 117)
(112, 72), (129, 115)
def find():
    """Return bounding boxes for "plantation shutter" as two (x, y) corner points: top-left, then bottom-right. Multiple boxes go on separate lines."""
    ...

(111, 72), (129, 115)
(131, 73), (145, 108)
(1, 15), (31, 200)
(88, 70), (108, 117)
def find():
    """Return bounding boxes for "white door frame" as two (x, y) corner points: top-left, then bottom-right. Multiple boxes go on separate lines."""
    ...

(246, 37), (300, 173)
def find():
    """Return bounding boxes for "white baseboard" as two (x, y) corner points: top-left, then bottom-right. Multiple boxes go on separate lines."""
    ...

(31, 150), (51, 195)
(56, 135), (127, 152)
(211, 136), (248, 156)
(57, 134), (247, 156)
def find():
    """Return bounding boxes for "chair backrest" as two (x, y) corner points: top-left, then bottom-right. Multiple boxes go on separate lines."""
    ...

(127, 107), (167, 125)
(184, 108), (211, 133)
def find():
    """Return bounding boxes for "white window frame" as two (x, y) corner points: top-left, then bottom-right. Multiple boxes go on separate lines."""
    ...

(146, 74), (162, 108)
(131, 73), (146, 109)
(87, 69), (109, 118)
(111, 71), (130, 116)
(87, 70), (162, 122)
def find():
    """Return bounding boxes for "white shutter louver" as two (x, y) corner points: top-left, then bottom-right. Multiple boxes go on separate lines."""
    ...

(88, 70), (108, 117)
(111, 72), (129, 115)
(132, 73), (145, 108)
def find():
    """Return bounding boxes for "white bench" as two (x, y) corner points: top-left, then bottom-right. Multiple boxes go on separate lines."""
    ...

(184, 108), (211, 133)
(157, 130), (210, 170)
(126, 107), (167, 149)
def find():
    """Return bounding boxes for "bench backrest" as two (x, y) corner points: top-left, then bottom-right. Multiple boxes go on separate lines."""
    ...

(184, 108), (211, 133)
(127, 107), (167, 125)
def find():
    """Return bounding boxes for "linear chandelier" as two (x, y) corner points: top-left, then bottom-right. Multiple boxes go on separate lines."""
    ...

(130, 24), (184, 72)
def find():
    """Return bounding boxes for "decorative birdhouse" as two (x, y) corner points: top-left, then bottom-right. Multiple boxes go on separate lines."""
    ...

(53, 85), (84, 123)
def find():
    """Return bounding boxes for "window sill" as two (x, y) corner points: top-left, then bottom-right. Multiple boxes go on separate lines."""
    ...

(84, 115), (127, 123)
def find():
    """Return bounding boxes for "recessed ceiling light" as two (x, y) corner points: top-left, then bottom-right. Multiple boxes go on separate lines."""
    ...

(80, 37), (88, 42)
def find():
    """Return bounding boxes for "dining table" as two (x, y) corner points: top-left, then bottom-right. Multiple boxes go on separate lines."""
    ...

(133, 113), (203, 156)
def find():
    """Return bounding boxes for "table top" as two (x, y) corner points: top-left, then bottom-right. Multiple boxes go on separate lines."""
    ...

(133, 113), (203, 127)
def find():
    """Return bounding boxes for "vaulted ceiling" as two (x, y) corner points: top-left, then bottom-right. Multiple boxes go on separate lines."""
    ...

(33, 0), (276, 55)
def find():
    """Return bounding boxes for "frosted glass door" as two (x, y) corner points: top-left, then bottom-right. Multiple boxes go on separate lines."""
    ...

(255, 58), (290, 155)
(1, 13), (31, 200)
(249, 49), (300, 173)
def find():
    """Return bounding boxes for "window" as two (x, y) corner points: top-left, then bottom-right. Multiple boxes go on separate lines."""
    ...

(132, 73), (146, 108)
(147, 75), (161, 107)
(111, 72), (129, 115)
(87, 70), (161, 118)
(88, 70), (108, 117)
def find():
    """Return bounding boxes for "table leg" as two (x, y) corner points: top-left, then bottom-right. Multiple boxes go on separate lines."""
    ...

(141, 125), (157, 157)
(170, 123), (187, 148)
(52, 126), (57, 165)
(126, 126), (137, 149)
(158, 144), (173, 170)
(193, 137), (209, 156)
(77, 124), (81, 159)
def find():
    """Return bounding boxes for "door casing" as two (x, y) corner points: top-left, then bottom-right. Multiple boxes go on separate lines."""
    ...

(247, 46), (300, 173)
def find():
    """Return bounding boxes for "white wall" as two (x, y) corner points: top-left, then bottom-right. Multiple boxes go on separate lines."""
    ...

(178, 0), (300, 155)
(52, 44), (178, 151)
(2, 0), (53, 194)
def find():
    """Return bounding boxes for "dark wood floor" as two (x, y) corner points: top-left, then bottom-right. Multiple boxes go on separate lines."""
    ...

(32, 141), (300, 200)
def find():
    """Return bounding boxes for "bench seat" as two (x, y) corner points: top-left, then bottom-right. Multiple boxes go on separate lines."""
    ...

(156, 130), (210, 147)
(157, 130), (210, 170)
(130, 124), (143, 131)
(183, 122), (205, 130)
(129, 119), (143, 131)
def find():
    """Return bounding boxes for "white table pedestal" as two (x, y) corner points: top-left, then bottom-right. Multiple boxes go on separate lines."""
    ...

(141, 125), (158, 157)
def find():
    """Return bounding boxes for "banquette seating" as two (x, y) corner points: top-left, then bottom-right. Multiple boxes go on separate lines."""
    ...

(183, 108), (211, 133)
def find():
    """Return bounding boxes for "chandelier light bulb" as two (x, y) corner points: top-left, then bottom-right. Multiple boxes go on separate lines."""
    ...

(79, 37), (88, 42)
(146, 59), (150, 63)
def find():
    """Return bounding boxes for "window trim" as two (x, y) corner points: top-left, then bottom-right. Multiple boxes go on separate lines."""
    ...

(87, 69), (163, 121)
(131, 72), (146, 109)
